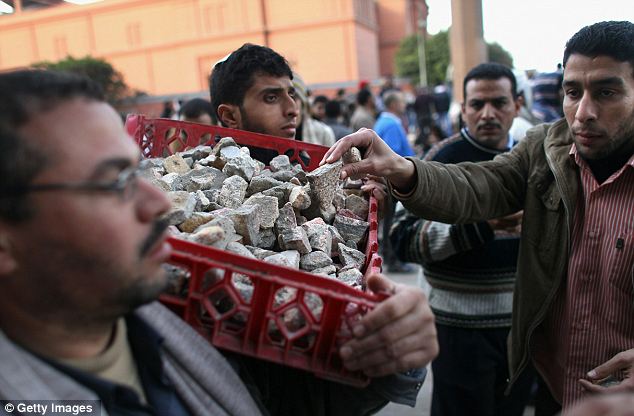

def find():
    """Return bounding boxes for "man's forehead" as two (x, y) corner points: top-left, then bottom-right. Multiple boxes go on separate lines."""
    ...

(564, 54), (634, 81)
(249, 73), (293, 90)
(465, 78), (513, 99)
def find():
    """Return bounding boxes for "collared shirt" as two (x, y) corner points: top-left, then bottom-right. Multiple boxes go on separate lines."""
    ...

(45, 316), (192, 416)
(534, 145), (634, 407)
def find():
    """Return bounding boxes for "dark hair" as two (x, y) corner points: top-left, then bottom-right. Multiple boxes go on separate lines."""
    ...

(356, 89), (372, 106)
(325, 100), (342, 119)
(0, 69), (104, 221)
(209, 43), (292, 124)
(312, 95), (328, 105)
(179, 98), (216, 123)
(563, 21), (634, 74)
(463, 63), (517, 100)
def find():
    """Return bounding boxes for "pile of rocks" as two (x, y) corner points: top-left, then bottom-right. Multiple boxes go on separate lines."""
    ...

(143, 138), (371, 298)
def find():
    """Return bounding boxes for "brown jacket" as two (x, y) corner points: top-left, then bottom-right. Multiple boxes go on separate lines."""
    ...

(396, 119), (578, 388)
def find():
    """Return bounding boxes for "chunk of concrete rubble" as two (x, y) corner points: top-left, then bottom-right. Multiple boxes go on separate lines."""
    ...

(243, 194), (279, 228)
(342, 147), (362, 164)
(211, 137), (237, 155)
(311, 265), (337, 276)
(164, 154), (191, 174)
(332, 189), (346, 212)
(194, 190), (211, 212)
(194, 216), (239, 249)
(226, 205), (261, 246)
(337, 267), (363, 287)
(264, 250), (300, 269)
(275, 202), (297, 234)
(306, 160), (342, 210)
(165, 191), (196, 225)
(262, 182), (295, 207)
(179, 145), (211, 161)
(189, 225), (225, 247)
(140, 158), (166, 173)
(175, 167), (226, 192)
(177, 211), (214, 233)
(289, 186), (311, 210)
(333, 213), (369, 245)
(337, 243), (366, 269)
(198, 154), (225, 170)
(256, 228), (277, 249)
(244, 246), (277, 260)
(279, 227), (311, 254)
(223, 153), (259, 182)
(161, 172), (180, 190)
(225, 242), (257, 259)
(300, 251), (333, 271)
(247, 176), (283, 196)
(345, 194), (369, 220)
(270, 155), (292, 172)
(218, 145), (241, 162)
(272, 170), (296, 182)
(328, 225), (345, 252)
(217, 175), (248, 209)
(302, 218), (332, 254)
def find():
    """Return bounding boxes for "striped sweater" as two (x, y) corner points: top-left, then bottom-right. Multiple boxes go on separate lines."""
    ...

(389, 128), (520, 328)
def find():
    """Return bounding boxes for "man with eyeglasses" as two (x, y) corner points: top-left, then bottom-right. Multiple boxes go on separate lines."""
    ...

(0, 70), (438, 415)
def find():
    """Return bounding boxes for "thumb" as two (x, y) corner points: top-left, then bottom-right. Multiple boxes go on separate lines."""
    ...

(588, 355), (623, 380)
(366, 273), (397, 295)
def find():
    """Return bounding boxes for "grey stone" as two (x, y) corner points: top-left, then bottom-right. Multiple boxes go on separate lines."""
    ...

(217, 175), (248, 208)
(176, 166), (227, 192)
(262, 182), (295, 207)
(211, 137), (237, 155)
(337, 243), (366, 269)
(279, 227), (311, 254)
(311, 265), (337, 276)
(328, 225), (345, 250)
(177, 211), (214, 233)
(332, 189), (346, 212)
(300, 251), (333, 271)
(244, 246), (277, 260)
(140, 158), (166, 173)
(292, 164), (307, 184)
(202, 189), (219, 204)
(270, 155), (292, 172)
(164, 154), (191, 174)
(272, 170), (296, 182)
(247, 176), (283, 196)
(165, 191), (196, 225)
(306, 160), (342, 210)
(337, 208), (364, 221)
(345, 240), (358, 249)
(179, 145), (211, 161)
(226, 242), (257, 259)
(194, 216), (238, 249)
(345, 194), (369, 220)
(226, 205), (261, 246)
(275, 202), (297, 234)
(333, 213), (369, 245)
(289, 177), (302, 186)
(243, 194), (280, 228)
(184, 157), (194, 168)
(337, 267), (363, 287)
(264, 250), (300, 269)
(194, 190), (211, 211)
(222, 153), (259, 182)
(319, 204), (336, 224)
(218, 145), (241, 162)
(301, 218), (332, 254)
(289, 186), (311, 210)
(198, 154), (226, 170)
(257, 227), (277, 249)
(160, 172), (180, 190)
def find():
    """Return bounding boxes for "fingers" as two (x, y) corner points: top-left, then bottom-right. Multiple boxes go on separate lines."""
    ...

(320, 128), (373, 166)
(339, 274), (438, 377)
(588, 349), (634, 381)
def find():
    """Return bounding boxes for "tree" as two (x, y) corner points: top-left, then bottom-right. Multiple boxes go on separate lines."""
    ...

(395, 29), (514, 86)
(33, 56), (131, 104)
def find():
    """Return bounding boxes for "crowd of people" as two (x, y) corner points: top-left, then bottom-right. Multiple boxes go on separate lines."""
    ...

(0, 19), (632, 416)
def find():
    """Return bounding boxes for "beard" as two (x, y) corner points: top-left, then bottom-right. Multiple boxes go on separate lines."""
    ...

(574, 108), (634, 160)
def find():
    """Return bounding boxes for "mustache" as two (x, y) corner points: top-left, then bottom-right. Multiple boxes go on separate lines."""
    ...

(139, 218), (170, 257)
(477, 122), (502, 129)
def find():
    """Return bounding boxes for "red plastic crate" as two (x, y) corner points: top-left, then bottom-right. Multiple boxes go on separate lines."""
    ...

(126, 115), (383, 386)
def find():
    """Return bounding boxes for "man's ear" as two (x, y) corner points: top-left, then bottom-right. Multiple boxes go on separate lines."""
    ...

(0, 231), (17, 275)
(217, 104), (242, 129)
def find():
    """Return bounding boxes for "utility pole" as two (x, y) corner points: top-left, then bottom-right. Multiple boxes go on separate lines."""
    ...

(416, 1), (428, 87)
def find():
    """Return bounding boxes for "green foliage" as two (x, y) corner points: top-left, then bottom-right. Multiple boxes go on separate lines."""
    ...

(395, 29), (515, 86)
(33, 56), (130, 103)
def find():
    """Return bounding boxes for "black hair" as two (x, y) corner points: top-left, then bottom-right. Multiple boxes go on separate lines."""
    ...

(463, 63), (517, 100)
(356, 89), (372, 106)
(563, 21), (634, 75)
(0, 69), (104, 221)
(209, 43), (292, 125)
(179, 98), (216, 123)
(325, 100), (342, 119)
(312, 95), (328, 105)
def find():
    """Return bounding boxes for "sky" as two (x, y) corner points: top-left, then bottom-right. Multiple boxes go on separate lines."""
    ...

(425, 0), (634, 72)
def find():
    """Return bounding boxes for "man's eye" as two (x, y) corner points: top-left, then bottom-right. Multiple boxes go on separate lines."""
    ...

(264, 95), (277, 103)
(565, 89), (580, 99)
(470, 103), (483, 110)
(599, 89), (615, 98)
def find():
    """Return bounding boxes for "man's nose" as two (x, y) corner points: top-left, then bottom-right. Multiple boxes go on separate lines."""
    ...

(575, 93), (598, 123)
(481, 103), (495, 119)
(135, 178), (171, 223)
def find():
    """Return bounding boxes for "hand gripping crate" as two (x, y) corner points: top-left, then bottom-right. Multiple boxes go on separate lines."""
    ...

(126, 115), (383, 386)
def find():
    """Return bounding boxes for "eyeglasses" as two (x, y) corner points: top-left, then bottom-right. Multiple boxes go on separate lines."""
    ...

(11, 166), (140, 201)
